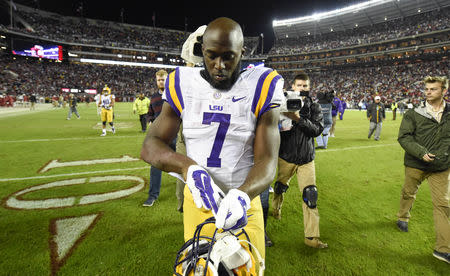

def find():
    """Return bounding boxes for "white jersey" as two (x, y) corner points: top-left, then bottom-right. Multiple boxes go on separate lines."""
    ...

(163, 66), (284, 191)
(94, 94), (100, 105)
(99, 94), (115, 110)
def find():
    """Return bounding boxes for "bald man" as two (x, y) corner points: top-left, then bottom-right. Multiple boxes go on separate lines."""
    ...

(141, 17), (284, 263)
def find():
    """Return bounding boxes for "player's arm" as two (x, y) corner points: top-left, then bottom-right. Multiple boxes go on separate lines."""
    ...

(140, 102), (196, 178)
(238, 108), (280, 200)
(111, 96), (115, 108)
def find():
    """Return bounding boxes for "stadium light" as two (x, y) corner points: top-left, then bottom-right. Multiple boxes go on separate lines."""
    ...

(79, 58), (177, 69)
(273, 0), (392, 27)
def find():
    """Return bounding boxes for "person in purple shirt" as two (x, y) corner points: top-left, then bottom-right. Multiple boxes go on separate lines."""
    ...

(330, 95), (341, 137)
(339, 96), (347, 120)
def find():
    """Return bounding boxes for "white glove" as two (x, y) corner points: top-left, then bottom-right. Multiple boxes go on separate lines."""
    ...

(181, 25), (206, 65)
(215, 189), (251, 231)
(185, 165), (224, 214)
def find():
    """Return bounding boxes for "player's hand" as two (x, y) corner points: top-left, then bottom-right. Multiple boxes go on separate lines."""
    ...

(185, 165), (224, 214)
(422, 153), (435, 162)
(215, 189), (251, 231)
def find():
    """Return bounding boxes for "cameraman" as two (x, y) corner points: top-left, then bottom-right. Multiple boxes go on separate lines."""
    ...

(270, 73), (328, 248)
(316, 90), (334, 149)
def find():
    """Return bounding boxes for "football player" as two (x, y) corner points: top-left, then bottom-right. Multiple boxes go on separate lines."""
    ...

(98, 85), (115, 136)
(141, 17), (283, 261)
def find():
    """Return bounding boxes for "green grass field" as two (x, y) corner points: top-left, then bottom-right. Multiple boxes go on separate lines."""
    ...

(0, 103), (448, 275)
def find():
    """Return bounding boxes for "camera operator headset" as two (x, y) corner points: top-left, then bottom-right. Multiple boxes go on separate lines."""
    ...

(315, 90), (335, 149)
(268, 73), (328, 249)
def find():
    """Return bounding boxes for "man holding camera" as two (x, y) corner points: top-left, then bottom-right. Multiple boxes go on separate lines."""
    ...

(316, 90), (334, 149)
(271, 73), (328, 248)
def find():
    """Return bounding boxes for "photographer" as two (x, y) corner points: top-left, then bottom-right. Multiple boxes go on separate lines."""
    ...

(269, 73), (328, 249)
(316, 90), (334, 149)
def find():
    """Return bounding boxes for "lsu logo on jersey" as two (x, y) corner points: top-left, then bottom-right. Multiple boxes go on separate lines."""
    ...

(209, 105), (223, 111)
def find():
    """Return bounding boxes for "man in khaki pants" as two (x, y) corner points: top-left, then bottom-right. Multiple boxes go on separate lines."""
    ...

(271, 73), (328, 248)
(397, 76), (449, 264)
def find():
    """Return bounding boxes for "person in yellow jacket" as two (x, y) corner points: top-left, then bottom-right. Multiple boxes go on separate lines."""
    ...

(133, 93), (151, 133)
(391, 101), (398, 120)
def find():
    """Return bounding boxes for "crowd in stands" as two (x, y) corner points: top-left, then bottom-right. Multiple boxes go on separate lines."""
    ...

(0, 55), (160, 104)
(2, 54), (448, 109)
(9, 5), (186, 51)
(280, 59), (449, 108)
(4, 3), (259, 56)
(270, 7), (450, 55)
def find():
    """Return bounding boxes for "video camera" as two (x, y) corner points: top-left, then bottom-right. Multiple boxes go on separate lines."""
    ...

(283, 91), (310, 112)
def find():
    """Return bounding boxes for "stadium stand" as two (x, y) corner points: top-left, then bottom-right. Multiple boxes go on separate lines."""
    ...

(0, 0), (448, 109)
(1, 2), (259, 56)
(270, 7), (450, 55)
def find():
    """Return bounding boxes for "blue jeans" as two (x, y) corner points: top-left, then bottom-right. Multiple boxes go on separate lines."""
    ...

(147, 138), (176, 200)
(148, 166), (162, 200)
(316, 104), (332, 148)
(260, 186), (270, 210)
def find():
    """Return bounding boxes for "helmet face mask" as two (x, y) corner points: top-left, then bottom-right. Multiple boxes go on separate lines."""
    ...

(174, 217), (263, 276)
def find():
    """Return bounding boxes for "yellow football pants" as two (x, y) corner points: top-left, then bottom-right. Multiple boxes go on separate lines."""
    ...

(101, 108), (113, 123)
(183, 185), (265, 259)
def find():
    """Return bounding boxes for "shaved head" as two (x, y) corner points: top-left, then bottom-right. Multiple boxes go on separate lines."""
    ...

(201, 17), (245, 90)
(203, 17), (244, 49)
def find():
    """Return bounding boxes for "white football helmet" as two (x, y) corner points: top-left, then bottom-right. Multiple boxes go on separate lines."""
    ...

(174, 217), (264, 276)
(181, 25), (207, 65)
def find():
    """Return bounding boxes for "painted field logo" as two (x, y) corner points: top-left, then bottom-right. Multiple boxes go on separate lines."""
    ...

(4, 175), (145, 275)
(2, 156), (146, 275)
(5, 175), (145, 210)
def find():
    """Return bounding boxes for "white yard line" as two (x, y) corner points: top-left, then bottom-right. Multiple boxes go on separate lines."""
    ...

(0, 104), (54, 118)
(0, 166), (149, 182)
(316, 143), (398, 153)
(0, 135), (142, 143)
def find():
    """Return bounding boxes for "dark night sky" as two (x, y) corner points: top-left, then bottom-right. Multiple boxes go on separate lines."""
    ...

(11, 0), (359, 51)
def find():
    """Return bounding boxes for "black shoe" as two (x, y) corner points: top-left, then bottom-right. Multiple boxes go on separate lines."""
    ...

(315, 146), (325, 149)
(142, 198), (155, 207)
(396, 220), (408, 232)
(433, 250), (450, 264)
(265, 231), (274, 247)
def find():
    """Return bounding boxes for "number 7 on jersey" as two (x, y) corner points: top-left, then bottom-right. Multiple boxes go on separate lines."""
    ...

(202, 112), (231, 168)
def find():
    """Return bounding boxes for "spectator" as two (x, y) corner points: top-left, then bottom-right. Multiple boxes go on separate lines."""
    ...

(330, 93), (341, 137)
(367, 96), (385, 141)
(66, 93), (80, 120)
(316, 90), (334, 149)
(396, 75), (449, 264)
(143, 69), (175, 207)
(133, 93), (151, 133)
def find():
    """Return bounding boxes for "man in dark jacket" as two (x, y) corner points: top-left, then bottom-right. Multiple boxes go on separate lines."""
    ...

(367, 95), (385, 140)
(143, 69), (176, 207)
(271, 73), (327, 249)
(396, 76), (449, 264)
